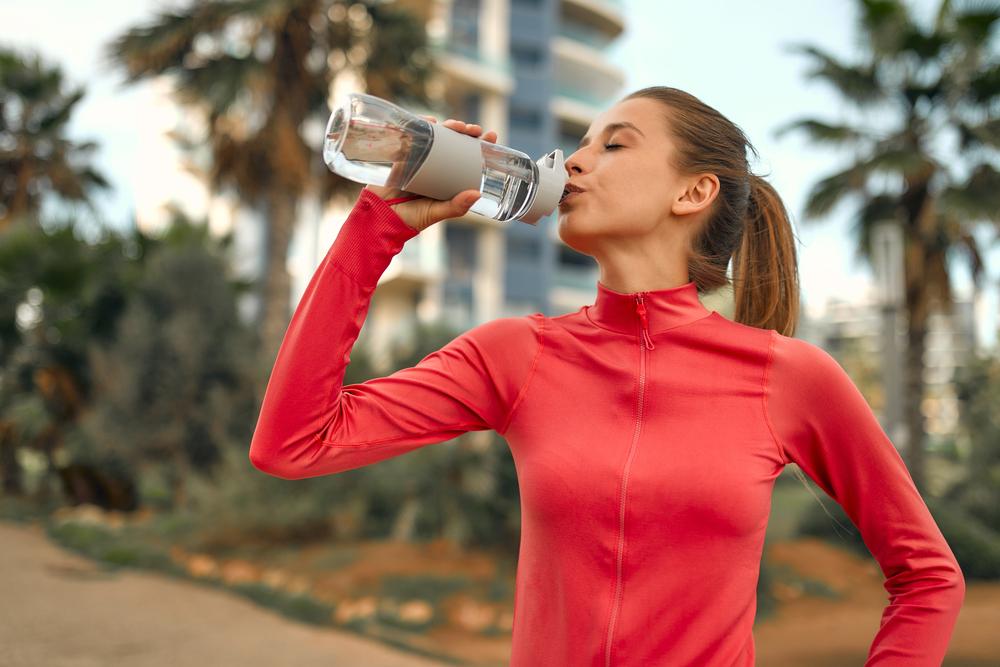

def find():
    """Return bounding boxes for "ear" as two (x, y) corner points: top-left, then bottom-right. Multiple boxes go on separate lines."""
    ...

(672, 173), (720, 217)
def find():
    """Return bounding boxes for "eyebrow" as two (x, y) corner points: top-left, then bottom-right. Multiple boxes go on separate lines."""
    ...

(578, 121), (645, 149)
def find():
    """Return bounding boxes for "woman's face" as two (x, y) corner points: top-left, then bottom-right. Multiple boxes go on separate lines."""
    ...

(557, 97), (715, 258)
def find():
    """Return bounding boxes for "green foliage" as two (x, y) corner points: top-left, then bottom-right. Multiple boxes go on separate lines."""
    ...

(61, 212), (259, 510)
(925, 497), (1000, 580)
(796, 495), (869, 558)
(947, 348), (1000, 529)
(796, 478), (1000, 581)
(45, 519), (179, 573)
(183, 442), (355, 550)
(0, 45), (110, 226)
(230, 582), (335, 627)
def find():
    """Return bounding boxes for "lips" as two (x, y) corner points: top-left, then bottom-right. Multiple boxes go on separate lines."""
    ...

(559, 183), (585, 204)
(558, 190), (582, 205)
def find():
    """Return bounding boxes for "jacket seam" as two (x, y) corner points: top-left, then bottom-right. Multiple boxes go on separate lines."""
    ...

(314, 427), (487, 448)
(499, 315), (545, 436)
(762, 329), (790, 465)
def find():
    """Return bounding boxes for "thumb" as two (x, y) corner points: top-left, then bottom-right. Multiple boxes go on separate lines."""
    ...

(430, 189), (480, 221)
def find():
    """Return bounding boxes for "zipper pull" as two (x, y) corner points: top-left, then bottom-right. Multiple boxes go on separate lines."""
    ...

(634, 294), (655, 350)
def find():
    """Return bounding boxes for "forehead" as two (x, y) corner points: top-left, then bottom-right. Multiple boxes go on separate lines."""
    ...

(580, 97), (662, 145)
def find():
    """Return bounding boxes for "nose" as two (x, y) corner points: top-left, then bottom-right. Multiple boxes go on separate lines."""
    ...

(564, 149), (584, 176)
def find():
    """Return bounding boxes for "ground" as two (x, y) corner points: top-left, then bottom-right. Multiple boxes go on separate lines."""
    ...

(1, 518), (997, 666)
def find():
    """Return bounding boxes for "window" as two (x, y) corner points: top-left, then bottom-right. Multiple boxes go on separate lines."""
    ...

(451, 0), (480, 51)
(510, 105), (542, 130)
(511, 44), (545, 68)
(507, 235), (542, 263)
(445, 224), (478, 279)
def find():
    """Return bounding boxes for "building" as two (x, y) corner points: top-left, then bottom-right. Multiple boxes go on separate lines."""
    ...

(812, 292), (978, 446)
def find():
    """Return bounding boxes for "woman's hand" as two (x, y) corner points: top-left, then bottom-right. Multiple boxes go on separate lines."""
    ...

(364, 116), (498, 233)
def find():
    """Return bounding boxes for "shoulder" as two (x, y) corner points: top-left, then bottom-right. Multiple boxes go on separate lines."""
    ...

(451, 313), (545, 361)
(462, 313), (544, 341)
(767, 330), (858, 397)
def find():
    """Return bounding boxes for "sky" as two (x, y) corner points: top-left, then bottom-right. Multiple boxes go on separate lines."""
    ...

(2, 0), (997, 349)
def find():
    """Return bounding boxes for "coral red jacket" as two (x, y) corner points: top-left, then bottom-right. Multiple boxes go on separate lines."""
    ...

(249, 187), (965, 666)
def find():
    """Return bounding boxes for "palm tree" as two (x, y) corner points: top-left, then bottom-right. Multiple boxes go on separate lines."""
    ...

(775, 0), (999, 493)
(0, 46), (110, 230)
(104, 0), (437, 363)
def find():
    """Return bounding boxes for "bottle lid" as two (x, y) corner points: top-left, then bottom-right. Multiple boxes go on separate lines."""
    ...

(519, 149), (567, 225)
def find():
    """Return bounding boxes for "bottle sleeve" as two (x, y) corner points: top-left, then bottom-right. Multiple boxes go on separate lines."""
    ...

(763, 330), (965, 665)
(248, 187), (542, 480)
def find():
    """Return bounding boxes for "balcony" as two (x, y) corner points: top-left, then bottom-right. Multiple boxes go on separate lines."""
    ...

(552, 36), (625, 88)
(552, 84), (619, 128)
(556, 22), (615, 51)
(428, 37), (515, 96)
(560, 0), (626, 39)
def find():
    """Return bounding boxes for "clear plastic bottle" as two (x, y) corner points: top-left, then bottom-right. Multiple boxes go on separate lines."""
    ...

(323, 93), (566, 225)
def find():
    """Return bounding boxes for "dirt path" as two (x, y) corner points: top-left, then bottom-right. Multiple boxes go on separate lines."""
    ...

(756, 538), (1000, 666)
(0, 521), (450, 667)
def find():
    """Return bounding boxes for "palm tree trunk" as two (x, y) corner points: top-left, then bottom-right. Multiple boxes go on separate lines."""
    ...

(0, 422), (24, 496)
(904, 321), (928, 493)
(260, 188), (297, 364)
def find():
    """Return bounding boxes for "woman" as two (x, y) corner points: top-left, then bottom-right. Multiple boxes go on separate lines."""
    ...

(249, 86), (965, 666)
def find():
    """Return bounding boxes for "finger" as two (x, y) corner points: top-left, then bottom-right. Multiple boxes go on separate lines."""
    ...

(432, 189), (479, 220)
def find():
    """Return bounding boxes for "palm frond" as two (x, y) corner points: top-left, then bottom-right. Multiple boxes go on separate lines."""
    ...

(103, 0), (267, 83)
(966, 62), (1000, 105)
(173, 53), (266, 114)
(772, 117), (879, 145)
(956, 117), (1000, 150)
(938, 162), (1000, 222)
(783, 43), (886, 107)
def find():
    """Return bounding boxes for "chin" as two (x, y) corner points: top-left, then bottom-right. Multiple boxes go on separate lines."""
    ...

(556, 216), (599, 256)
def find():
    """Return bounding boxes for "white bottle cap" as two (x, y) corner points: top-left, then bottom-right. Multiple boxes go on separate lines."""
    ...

(518, 149), (567, 225)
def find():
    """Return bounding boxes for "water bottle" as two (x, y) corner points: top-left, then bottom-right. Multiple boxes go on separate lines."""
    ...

(323, 93), (567, 225)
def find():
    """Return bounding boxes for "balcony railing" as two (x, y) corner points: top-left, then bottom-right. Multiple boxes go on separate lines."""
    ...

(428, 38), (514, 76)
(554, 85), (616, 110)
(556, 23), (615, 50)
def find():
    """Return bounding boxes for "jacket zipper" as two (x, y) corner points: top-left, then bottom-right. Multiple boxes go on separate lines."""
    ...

(604, 292), (654, 666)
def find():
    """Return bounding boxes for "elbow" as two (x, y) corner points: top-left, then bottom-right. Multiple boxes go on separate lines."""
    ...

(248, 442), (302, 480)
(950, 560), (967, 604)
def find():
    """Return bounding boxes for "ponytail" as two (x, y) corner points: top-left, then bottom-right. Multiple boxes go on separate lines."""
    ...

(731, 174), (801, 337)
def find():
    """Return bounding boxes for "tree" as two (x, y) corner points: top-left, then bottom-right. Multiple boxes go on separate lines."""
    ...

(104, 0), (438, 365)
(775, 0), (1000, 492)
(0, 46), (110, 230)
(0, 215), (135, 498)
(72, 210), (259, 511)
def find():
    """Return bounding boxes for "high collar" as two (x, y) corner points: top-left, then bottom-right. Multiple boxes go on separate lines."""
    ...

(586, 279), (713, 335)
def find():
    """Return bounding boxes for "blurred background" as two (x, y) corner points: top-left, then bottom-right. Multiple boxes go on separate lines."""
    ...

(1, 0), (998, 664)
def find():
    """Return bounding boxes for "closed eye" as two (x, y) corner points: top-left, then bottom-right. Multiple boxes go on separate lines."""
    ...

(604, 143), (623, 151)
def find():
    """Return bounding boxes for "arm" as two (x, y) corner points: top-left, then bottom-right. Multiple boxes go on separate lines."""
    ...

(764, 331), (965, 665)
(249, 187), (542, 480)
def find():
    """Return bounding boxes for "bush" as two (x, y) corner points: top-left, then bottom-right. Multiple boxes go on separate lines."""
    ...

(182, 442), (358, 551)
(925, 497), (1000, 581)
(795, 492), (1000, 581)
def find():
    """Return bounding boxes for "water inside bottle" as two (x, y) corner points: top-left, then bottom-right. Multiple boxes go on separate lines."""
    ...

(468, 142), (539, 221)
(324, 110), (431, 189)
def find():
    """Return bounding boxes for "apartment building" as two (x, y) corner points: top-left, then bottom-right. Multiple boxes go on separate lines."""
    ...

(814, 294), (979, 446)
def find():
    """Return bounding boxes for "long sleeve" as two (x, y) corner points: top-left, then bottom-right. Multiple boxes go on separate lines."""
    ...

(249, 187), (543, 481)
(763, 330), (965, 665)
